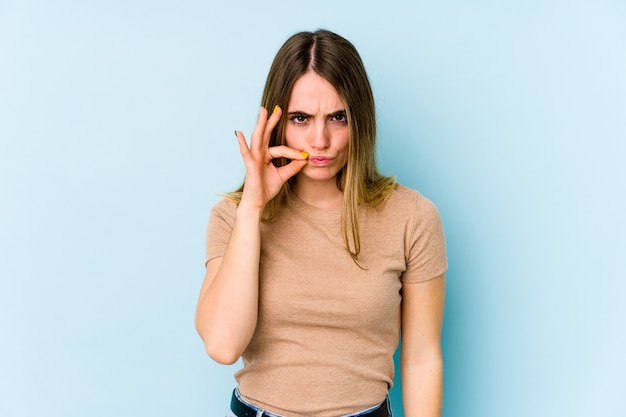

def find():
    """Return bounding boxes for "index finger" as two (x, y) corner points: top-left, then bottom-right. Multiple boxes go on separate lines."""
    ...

(250, 105), (282, 154)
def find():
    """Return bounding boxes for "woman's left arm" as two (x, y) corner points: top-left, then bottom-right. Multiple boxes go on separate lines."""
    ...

(400, 273), (446, 417)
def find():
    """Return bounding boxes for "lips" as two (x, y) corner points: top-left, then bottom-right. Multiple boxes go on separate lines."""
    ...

(308, 155), (333, 165)
(309, 156), (331, 162)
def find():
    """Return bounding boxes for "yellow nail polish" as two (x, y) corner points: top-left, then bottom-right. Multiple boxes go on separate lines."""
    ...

(300, 151), (309, 158)
(273, 105), (280, 113)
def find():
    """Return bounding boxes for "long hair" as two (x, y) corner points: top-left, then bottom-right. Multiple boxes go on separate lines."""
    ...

(228, 29), (395, 264)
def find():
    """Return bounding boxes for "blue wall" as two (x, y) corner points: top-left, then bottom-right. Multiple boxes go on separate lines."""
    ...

(1, 1), (624, 416)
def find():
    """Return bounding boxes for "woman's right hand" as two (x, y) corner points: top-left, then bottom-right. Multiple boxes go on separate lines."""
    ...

(235, 106), (308, 211)
(195, 106), (307, 363)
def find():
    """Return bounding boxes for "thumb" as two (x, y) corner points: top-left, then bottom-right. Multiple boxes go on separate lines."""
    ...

(276, 159), (308, 182)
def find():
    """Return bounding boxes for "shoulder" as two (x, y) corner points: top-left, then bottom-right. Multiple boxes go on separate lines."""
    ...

(209, 197), (238, 224)
(385, 184), (441, 220)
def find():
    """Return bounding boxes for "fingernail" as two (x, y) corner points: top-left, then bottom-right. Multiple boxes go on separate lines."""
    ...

(300, 151), (309, 158)
(234, 130), (238, 138)
(273, 105), (280, 114)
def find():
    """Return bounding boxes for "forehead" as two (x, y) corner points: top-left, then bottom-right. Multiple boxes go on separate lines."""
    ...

(288, 72), (344, 111)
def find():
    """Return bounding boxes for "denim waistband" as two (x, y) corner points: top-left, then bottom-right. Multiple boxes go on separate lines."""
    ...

(230, 387), (392, 417)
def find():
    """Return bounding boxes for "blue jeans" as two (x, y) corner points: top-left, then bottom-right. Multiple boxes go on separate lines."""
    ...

(226, 387), (393, 417)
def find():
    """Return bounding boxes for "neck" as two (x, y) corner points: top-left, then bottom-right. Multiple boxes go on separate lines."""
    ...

(293, 176), (343, 209)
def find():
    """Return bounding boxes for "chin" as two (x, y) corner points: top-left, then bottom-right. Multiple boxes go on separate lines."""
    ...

(300, 169), (339, 182)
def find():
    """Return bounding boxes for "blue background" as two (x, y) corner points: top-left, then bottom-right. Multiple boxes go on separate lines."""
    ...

(1, 1), (624, 416)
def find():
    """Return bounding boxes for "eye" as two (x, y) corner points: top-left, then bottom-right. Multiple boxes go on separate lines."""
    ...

(331, 111), (347, 123)
(288, 114), (308, 124)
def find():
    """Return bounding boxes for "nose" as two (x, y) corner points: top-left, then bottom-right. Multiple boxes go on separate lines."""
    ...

(310, 123), (330, 150)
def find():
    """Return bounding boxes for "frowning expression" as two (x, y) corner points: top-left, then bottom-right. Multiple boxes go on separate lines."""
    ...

(285, 71), (350, 184)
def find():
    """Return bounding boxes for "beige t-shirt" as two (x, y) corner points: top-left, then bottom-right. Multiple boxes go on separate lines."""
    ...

(205, 184), (447, 417)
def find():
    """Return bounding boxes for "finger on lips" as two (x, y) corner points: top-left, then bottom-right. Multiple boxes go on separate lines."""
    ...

(266, 146), (309, 161)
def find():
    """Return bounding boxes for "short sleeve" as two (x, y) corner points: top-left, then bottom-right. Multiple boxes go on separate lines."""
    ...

(205, 198), (237, 266)
(402, 194), (448, 283)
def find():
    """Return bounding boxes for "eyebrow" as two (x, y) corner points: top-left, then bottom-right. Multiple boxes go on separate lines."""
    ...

(287, 109), (346, 117)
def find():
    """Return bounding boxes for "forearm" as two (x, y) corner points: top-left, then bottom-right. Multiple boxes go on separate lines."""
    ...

(196, 106), (308, 363)
(195, 204), (263, 364)
(401, 350), (443, 417)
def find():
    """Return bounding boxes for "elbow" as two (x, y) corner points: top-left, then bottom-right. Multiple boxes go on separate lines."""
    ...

(195, 311), (249, 365)
(401, 345), (443, 368)
(204, 343), (241, 365)
(195, 320), (243, 365)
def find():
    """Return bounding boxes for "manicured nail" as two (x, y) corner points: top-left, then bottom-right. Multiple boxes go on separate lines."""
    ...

(234, 130), (238, 138)
(273, 105), (280, 114)
(300, 151), (309, 158)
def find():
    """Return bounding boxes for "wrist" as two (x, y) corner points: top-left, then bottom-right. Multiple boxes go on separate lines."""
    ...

(236, 202), (264, 220)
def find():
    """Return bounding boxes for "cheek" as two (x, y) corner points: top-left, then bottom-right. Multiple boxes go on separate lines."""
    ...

(337, 131), (350, 154)
(335, 135), (350, 166)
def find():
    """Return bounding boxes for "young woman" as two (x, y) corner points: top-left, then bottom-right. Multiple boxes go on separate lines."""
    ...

(196, 29), (447, 417)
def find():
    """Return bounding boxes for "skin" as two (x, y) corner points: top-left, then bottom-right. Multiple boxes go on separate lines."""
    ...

(285, 72), (350, 208)
(194, 105), (307, 365)
(401, 275), (445, 417)
(195, 71), (445, 417)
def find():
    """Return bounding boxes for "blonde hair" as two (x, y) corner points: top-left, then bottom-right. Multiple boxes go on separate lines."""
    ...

(228, 29), (395, 264)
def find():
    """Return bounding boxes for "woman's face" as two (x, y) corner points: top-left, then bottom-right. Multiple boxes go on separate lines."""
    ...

(285, 71), (350, 184)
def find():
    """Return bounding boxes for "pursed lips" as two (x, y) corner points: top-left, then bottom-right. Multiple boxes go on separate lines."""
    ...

(308, 155), (333, 165)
